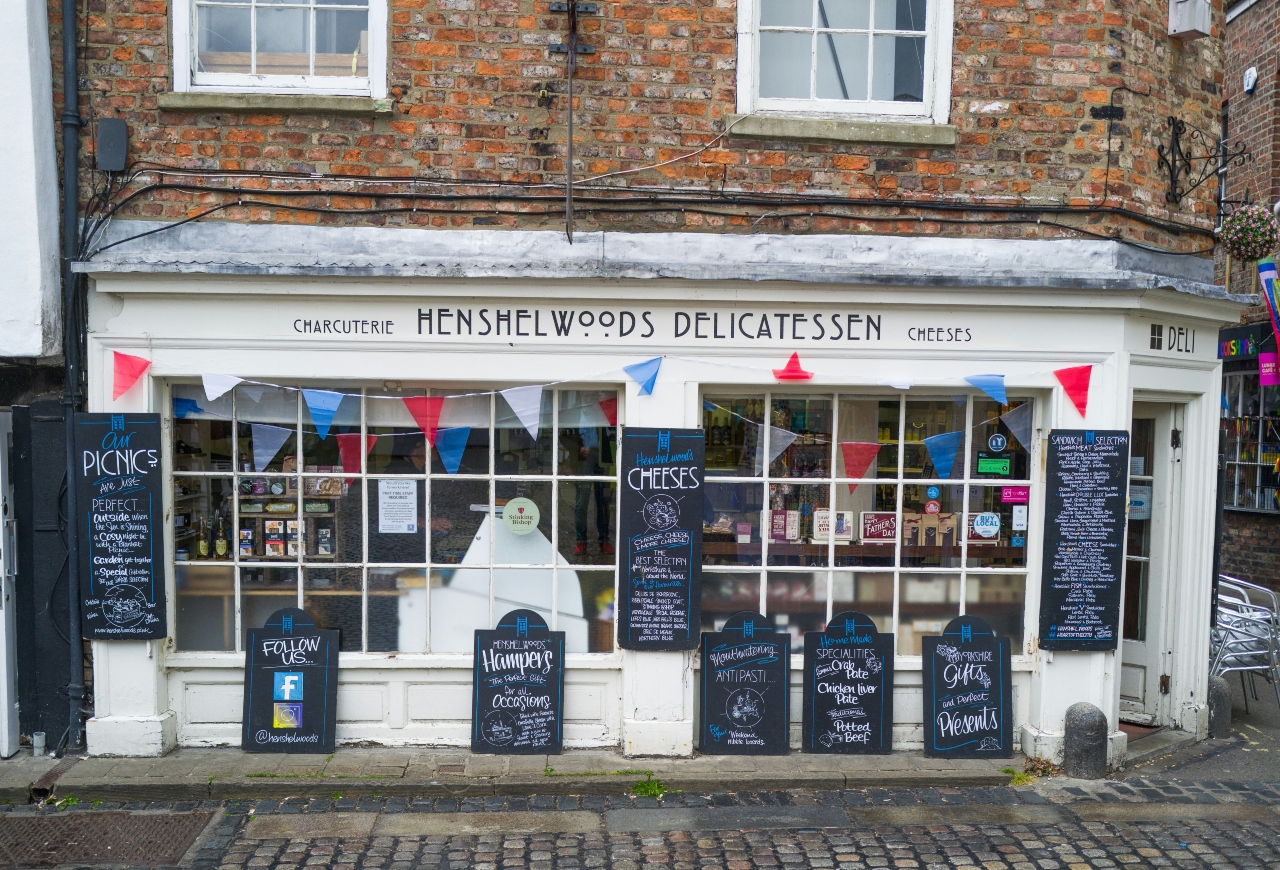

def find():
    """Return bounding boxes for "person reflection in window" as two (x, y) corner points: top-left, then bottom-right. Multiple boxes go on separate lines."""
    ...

(382, 434), (427, 474)
(568, 427), (613, 556)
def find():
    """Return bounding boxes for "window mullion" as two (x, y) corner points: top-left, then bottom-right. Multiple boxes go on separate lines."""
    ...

(360, 389), (368, 652)
(232, 387), (243, 652)
(959, 395), (973, 615)
(550, 390), (559, 633)
(892, 393), (905, 655)
(760, 390), (771, 617)
(250, 0), (257, 75)
(826, 392), (838, 627)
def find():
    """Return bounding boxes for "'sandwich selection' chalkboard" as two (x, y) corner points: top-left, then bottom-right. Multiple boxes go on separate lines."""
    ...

(1038, 429), (1131, 651)
(74, 412), (166, 640)
(922, 615), (1012, 759)
(618, 428), (704, 650)
(802, 611), (893, 754)
(472, 609), (565, 755)
(242, 608), (339, 753)
(700, 611), (789, 754)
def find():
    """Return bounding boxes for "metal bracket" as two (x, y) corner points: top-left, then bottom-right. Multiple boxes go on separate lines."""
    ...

(550, 43), (595, 53)
(1157, 116), (1250, 206)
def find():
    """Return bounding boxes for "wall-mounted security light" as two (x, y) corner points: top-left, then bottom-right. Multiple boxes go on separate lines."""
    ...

(1245, 67), (1259, 94)
(1169, 0), (1211, 39)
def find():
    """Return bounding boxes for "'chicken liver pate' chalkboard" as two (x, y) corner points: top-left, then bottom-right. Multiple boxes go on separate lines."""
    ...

(618, 428), (703, 650)
(243, 608), (339, 753)
(472, 609), (565, 755)
(802, 611), (893, 754)
(700, 611), (789, 754)
(1038, 429), (1130, 651)
(922, 615), (1012, 758)
(75, 412), (166, 640)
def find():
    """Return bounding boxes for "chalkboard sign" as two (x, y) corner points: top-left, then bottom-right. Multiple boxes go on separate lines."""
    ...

(242, 608), (339, 753)
(922, 615), (1012, 758)
(802, 611), (893, 754)
(700, 611), (789, 754)
(618, 428), (704, 650)
(472, 609), (565, 755)
(1038, 429), (1131, 651)
(74, 412), (166, 640)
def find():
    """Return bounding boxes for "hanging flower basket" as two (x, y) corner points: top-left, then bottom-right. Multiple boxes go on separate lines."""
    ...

(1221, 205), (1279, 262)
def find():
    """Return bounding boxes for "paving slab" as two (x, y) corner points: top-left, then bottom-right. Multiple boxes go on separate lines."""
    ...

(605, 805), (851, 832)
(373, 810), (601, 835)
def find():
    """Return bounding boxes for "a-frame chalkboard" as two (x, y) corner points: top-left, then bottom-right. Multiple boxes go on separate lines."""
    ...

(700, 611), (789, 754)
(472, 609), (565, 755)
(802, 611), (893, 754)
(242, 608), (339, 753)
(922, 615), (1012, 759)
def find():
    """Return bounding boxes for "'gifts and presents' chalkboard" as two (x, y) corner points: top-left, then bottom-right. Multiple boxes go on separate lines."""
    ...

(1038, 429), (1131, 651)
(472, 609), (565, 755)
(700, 611), (789, 754)
(922, 615), (1012, 758)
(618, 428), (704, 650)
(802, 611), (893, 754)
(243, 608), (339, 753)
(75, 412), (166, 640)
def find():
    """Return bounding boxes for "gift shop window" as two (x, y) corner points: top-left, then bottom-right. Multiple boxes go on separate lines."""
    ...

(170, 384), (619, 655)
(1222, 371), (1280, 512)
(701, 392), (1033, 657)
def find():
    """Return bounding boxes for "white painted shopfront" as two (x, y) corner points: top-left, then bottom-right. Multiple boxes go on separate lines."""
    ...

(76, 225), (1242, 761)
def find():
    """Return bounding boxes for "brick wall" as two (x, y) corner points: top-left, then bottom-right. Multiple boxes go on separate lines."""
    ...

(52, 0), (1223, 247)
(1222, 509), (1280, 589)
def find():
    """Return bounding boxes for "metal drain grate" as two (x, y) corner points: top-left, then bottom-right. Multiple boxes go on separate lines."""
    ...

(0, 811), (213, 867)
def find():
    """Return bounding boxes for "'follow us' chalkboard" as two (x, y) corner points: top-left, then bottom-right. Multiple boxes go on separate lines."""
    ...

(618, 428), (703, 650)
(1038, 429), (1131, 651)
(243, 608), (339, 753)
(700, 611), (789, 754)
(472, 609), (565, 755)
(75, 413), (165, 640)
(922, 615), (1012, 758)
(802, 611), (893, 754)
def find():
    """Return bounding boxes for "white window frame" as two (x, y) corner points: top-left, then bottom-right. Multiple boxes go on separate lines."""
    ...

(171, 0), (388, 98)
(735, 0), (952, 124)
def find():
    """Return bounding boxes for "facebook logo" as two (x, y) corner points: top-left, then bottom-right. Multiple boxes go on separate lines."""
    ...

(274, 672), (303, 701)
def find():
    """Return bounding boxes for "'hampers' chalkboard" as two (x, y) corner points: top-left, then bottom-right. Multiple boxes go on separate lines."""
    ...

(472, 609), (565, 755)
(75, 412), (166, 639)
(243, 608), (339, 753)
(618, 428), (704, 650)
(922, 615), (1012, 758)
(802, 611), (893, 754)
(1038, 429), (1131, 651)
(700, 611), (789, 754)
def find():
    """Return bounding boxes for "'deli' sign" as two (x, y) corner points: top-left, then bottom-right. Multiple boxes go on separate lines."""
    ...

(618, 428), (704, 650)
(700, 611), (788, 754)
(472, 609), (565, 755)
(243, 608), (339, 753)
(802, 611), (893, 754)
(74, 412), (166, 640)
(922, 615), (1012, 759)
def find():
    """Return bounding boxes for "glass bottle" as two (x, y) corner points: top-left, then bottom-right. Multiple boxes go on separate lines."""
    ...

(214, 512), (228, 559)
(197, 517), (209, 559)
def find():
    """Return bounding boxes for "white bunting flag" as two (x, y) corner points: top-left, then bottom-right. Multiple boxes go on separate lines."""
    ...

(250, 423), (292, 472)
(500, 385), (545, 441)
(202, 374), (243, 402)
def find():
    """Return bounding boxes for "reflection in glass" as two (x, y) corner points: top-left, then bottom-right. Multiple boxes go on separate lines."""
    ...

(315, 9), (368, 76)
(496, 389), (553, 473)
(767, 481), (831, 566)
(700, 571), (763, 632)
(304, 568), (363, 651)
(766, 571), (827, 652)
(368, 568), (427, 652)
(817, 33), (869, 101)
(495, 481), (553, 566)
(172, 385), (233, 473)
(704, 396), (765, 477)
(1123, 559), (1148, 641)
(256, 7), (310, 75)
(557, 481), (616, 565)
(702, 481), (765, 566)
(175, 564), (235, 651)
(575, 571), (616, 653)
(967, 573), (1025, 647)
(874, 0), (926, 29)
(197, 4), (251, 73)
(897, 573), (959, 655)
(430, 479), (488, 564)
(871, 35), (925, 102)
(761, 0), (811, 26)
(760, 32), (813, 99)
(558, 390), (618, 478)
(831, 571), (893, 635)
(367, 392), (427, 475)
(822, 0), (871, 28)
(240, 566), (298, 635)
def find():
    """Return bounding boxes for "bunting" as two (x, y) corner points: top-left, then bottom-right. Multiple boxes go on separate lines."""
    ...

(435, 427), (470, 474)
(336, 432), (378, 480)
(922, 431), (964, 480)
(302, 389), (346, 440)
(839, 442), (882, 492)
(202, 374), (243, 402)
(173, 397), (204, 419)
(998, 402), (1034, 450)
(1259, 258), (1280, 344)
(773, 353), (813, 381)
(500, 385), (545, 441)
(623, 357), (662, 396)
(755, 426), (799, 475)
(250, 423), (292, 472)
(598, 396), (618, 427)
(964, 374), (1007, 406)
(112, 351), (151, 401)
(1053, 365), (1093, 417)
(403, 396), (445, 446)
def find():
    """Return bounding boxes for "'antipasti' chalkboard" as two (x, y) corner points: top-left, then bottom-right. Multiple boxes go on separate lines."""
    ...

(472, 609), (565, 755)
(618, 428), (704, 650)
(922, 615), (1012, 758)
(243, 608), (339, 753)
(700, 611), (789, 754)
(75, 412), (166, 639)
(802, 611), (893, 754)
(1038, 429), (1131, 651)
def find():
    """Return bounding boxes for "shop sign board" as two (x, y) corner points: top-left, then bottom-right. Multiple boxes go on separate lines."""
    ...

(242, 608), (339, 753)
(74, 412), (166, 639)
(1038, 429), (1130, 650)
(700, 611), (789, 754)
(802, 611), (893, 754)
(472, 609), (565, 755)
(922, 615), (1012, 758)
(618, 428), (703, 650)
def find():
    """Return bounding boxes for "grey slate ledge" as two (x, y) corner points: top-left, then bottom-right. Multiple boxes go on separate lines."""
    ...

(725, 113), (959, 147)
(157, 91), (394, 117)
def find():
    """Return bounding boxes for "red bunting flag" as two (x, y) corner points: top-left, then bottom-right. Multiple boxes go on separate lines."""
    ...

(773, 353), (813, 381)
(1053, 365), (1093, 417)
(839, 442), (882, 492)
(112, 351), (151, 400)
(402, 396), (445, 445)
(598, 396), (618, 427)
(336, 433), (378, 481)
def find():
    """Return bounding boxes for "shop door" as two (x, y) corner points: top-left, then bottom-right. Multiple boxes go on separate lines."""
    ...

(1119, 403), (1182, 724)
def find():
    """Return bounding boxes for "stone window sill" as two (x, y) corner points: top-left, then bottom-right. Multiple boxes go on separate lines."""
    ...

(725, 113), (958, 147)
(157, 91), (393, 116)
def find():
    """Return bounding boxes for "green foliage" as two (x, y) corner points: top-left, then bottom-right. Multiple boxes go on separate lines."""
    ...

(630, 775), (673, 799)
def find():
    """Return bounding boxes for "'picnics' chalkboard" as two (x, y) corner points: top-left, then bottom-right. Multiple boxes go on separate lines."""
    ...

(802, 611), (893, 754)
(618, 428), (704, 650)
(243, 608), (339, 753)
(1038, 429), (1131, 651)
(922, 615), (1012, 758)
(472, 609), (565, 755)
(75, 412), (166, 639)
(700, 611), (789, 754)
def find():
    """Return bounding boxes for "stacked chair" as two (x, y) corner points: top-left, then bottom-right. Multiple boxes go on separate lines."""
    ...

(1211, 574), (1280, 710)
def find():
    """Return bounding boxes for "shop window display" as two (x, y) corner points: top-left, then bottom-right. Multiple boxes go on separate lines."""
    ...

(1223, 371), (1280, 511)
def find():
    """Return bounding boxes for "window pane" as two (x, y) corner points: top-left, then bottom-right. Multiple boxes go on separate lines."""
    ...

(965, 486), (1027, 569)
(305, 477), (361, 562)
(173, 385), (233, 473)
(496, 482), (553, 566)
(902, 399), (964, 479)
(898, 573), (959, 655)
(175, 564), (235, 651)
(968, 573), (1025, 646)
(760, 32), (812, 99)
(493, 568), (554, 629)
(901, 483), (960, 567)
(837, 397), (898, 478)
(970, 399), (1031, 480)
(237, 476), (299, 561)
(558, 390), (618, 478)
(767, 482), (830, 567)
(496, 390), (553, 474)
(241, 566), (298, 634)
(301, 390), (361, 470)
(816, 33), (869, 101)
(766, 571), (826, 653)
(700, 571), (763, 632)
(874, 0), (926, 30)
(831, 571), (892, 635)
(704, 396), (765, 477)
(236, 386), (297, 473)
(367, 478), (426, 563)
(1131, 417), (1155, 477)
(430, 564), (490, 652)
(315, 9), (368, 77)
(871, 34), (925, 102)
(304, 567), (363, 652)
(834, 482), (895, 567)
(573, 571), (615, 653)
(821, 0), (870, 29)
(436, 393), (491, 475)
(368, 568), (426, 652)
(703, 481), (765, 566)
(174, 476), (235, 563)
(368, 394), (427, 474)
(1122, 559), (1148, 641)
(256, 7), (311, 75)
(197, 4), (251, 73)
(761, 0), (812, 27)
(557, 481), (615, 565)
(770, 395), (833, 477)
(430, 479), (488, 563)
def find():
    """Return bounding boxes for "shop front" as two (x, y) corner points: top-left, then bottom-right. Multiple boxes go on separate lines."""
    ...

(77, 229), (1239, 760)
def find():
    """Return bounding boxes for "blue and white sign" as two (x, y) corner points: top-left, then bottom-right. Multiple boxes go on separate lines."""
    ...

(971, 512), (1001, 538)
(988, 433), (1007, 452)
(926, 485), (941, 499)
(1129, 484), (1152, 521)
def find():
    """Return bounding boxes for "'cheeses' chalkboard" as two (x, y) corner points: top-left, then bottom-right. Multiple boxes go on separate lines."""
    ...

(75, 412), (166, 640)
(700, 611), (789, 754)
(1038, 429), (1131, 651)
(802, 611), (893, 754)
(243, 608), (339, 753)
(472, 609), (565, 755)
(922, 615), (1012, 758)
(618, 428), (704, 650)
